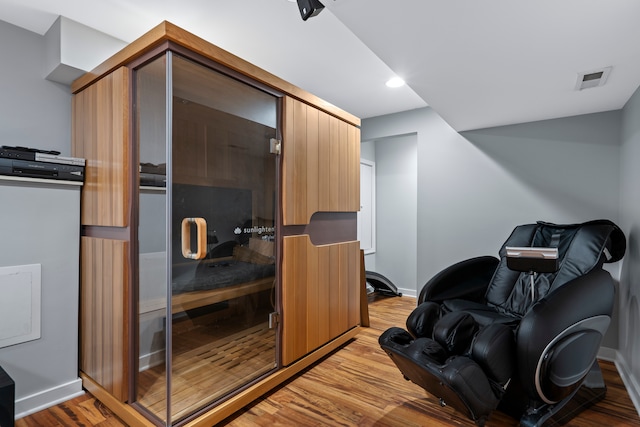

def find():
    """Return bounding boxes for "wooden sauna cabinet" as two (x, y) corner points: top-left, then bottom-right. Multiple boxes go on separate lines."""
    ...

(71, 21), (361, 426)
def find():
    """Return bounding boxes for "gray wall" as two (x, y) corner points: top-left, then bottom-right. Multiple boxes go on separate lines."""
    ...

(362, 107), (622, 345)
(0, 20), (72, 155)
(363, 135), (417, 295)
(0, 20), (79, 416)
(619, 84), (640, 409)
(0, 181), (82, 417)
(360, 140), (377, 272)
(360, 139), (376, 163)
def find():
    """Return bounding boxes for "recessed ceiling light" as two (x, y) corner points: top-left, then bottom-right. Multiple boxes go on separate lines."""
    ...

(386, 77), (405, 88)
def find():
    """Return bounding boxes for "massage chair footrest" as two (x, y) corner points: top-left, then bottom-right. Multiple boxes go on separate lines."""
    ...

(379, 327), (502, 424)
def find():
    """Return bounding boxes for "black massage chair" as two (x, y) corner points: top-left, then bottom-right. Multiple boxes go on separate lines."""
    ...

(379, 220), (626, 426)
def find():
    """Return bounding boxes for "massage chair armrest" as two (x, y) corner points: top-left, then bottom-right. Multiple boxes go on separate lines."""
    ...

(418, 256), (499, 304)
(515, 269), (615, 400)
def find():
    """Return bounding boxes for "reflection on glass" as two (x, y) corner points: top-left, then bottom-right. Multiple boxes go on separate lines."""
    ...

(136, 53), (169, 425)
(136, 52), (278, 425)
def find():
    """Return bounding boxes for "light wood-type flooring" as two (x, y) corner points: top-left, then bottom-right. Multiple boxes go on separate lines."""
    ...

(15, 295), (640, 426)
(137, 321), (276, 422)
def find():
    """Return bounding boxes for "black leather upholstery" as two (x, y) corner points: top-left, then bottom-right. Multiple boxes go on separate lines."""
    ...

(379, 220), (625, 426)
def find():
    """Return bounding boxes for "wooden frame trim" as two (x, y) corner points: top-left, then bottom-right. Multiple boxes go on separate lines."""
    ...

(171, 278), (274, 314)
(81, 373), (151, 427)
(71, 21), (359, 127)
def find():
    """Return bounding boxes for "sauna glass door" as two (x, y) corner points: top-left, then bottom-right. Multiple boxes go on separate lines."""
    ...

(136, 51), (279, 425)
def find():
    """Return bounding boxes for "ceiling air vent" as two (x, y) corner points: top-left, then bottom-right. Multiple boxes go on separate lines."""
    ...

(575, 66), (612, 90)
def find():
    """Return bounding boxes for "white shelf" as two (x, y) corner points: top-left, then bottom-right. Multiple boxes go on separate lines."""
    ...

(0, 174), (83, 187)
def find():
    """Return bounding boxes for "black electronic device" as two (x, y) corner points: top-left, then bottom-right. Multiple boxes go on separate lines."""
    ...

(140, 173), (166, 187)
(1, 145), (60, 158)
(140, 163), (166, 187)
(506, 246), (559, 301)
(1, 146), (84, 166)
(505, 246), (559, 273)
(296, 0), (324, 21)
(0, 146), (39, 161)
(0, 158), (84, 182)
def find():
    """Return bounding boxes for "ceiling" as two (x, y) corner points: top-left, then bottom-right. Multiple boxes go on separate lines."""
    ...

(2, 0), (640, 131)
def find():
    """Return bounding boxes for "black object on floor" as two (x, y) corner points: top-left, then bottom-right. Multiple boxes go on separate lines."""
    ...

(0, 365), (14, 427)
(365, 271), (402, 297)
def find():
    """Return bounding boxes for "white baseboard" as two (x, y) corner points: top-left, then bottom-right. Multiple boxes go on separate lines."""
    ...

(598, 347), (640, 418)
(139, 349), (166, 371)
(15, 377), (84, 419)
(597, 346), (617, 362)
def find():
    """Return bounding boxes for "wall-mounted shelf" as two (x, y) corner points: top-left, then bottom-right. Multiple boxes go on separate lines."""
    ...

(0, 174), (83, 187)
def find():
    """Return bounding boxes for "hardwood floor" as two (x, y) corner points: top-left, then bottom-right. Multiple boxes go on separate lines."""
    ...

(16, 295), (640, 426)
(137, 311), (276, 421)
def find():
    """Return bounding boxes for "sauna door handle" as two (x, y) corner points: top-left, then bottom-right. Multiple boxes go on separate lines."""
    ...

(181, 217), (207, 260)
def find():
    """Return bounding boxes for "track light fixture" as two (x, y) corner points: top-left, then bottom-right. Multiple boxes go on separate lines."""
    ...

(296, 0), (325, 21)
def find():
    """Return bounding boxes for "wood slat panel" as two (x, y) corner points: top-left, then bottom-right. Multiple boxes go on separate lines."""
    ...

(328, 113), (341, 211)
(80, 236), (129, 402)
(317, 109), (332, 211)
(338, 119), (349, 211)
(328, 243), (342, 340)
(306, 237), (321, 352)
(348, 124), (361, 212)
(359, 250), (370, 327)
(281, 235), (360, 365)
(285, 97), (308, 225)
(305, 105), (320, 220)
(72, 67), (130, 227)
(281, 235), (307, 363)
(349, 245), (361, 327)
(282, 97), (360, 225)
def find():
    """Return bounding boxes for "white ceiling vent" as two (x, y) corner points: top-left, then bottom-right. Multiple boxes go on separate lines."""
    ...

(575, 67), (612, 91)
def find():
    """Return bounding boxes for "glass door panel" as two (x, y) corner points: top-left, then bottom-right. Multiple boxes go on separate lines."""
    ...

(169, 54), (278, 423)
(136, 51), (278, 425)
(136, 53), (170, 425)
